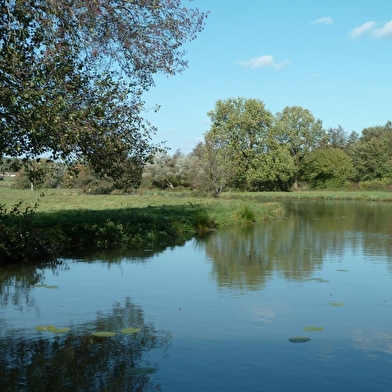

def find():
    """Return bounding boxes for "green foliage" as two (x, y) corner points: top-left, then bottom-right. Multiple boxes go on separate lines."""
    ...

(1, 0), (207, 184)
(236, 204), (256, 223)
(273, 106), (325, 187)
(350, 122), (392, 181)
(193, 209), (216, 233)
(206, 97), (274, 190)
(247, 145), (296, 191)
(354, 178), (392, 191)
(301, 147), (355, 189)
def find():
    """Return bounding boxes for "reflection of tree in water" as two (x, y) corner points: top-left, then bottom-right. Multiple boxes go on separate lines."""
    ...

(0, 298), (171, 392)
(206, 201), (392, 291)
(0, 260), (68, 311)
(206, 215), (324, 291)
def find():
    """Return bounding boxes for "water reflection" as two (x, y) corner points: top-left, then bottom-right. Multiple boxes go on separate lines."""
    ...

(0, 295), (171, 391)
(206, 201), (392, 290)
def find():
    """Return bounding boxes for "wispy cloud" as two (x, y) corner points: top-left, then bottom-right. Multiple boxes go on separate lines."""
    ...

(349, 21), (376, 38)
(349, 20), (392, 39)
(239, 55), (290, 70)
(311, 17), (334, 25)
(373, 20), (392, 38)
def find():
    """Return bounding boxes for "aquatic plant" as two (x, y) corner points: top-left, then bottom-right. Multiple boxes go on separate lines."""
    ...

(121, 327), (141, 334)
(236, 204), (256, 223)
(288, 336), (311, 343)
(302, 326), (324, 332)
(92, 331), (117, 337)
(34, 284), (59, 289)
(35, 325), (69, 334)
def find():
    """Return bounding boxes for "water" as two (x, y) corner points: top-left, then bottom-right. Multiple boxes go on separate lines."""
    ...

(1, 200), (392, 391)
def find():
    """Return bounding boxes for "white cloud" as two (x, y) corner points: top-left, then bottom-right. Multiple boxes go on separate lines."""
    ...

(349, 21), (376, 38)
(311, 17), (334, 25)
(240, 55), (290, 70)
(373, 20), (392, 38)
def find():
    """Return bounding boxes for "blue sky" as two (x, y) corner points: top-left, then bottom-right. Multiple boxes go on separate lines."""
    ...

(144, 0), (392, 154)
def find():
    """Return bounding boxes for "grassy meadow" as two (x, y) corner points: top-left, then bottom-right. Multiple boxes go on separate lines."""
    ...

(0, 179), (284, 263)
(1, 176), (391, 264)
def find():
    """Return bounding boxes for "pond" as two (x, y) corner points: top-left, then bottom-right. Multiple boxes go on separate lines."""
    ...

(1, 200), (392, 391)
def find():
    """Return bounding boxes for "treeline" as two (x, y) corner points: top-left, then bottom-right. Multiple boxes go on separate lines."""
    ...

(2, 97), (392, 195)
(140, 97), (392, 195)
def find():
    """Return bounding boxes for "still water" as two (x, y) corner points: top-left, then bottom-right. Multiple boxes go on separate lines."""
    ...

(1, 200), (392, 391)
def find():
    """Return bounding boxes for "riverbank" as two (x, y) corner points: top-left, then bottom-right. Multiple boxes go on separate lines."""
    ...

(0, 187), (284, 264)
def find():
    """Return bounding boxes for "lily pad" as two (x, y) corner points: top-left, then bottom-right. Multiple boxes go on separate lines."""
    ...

(121, 327), (141, 334)
(35, 325), (56, 332)
(34, 284), (59, 289)
(330, 302), (344, 307)
(51, 327), (70, 334)
(308, 278), (329, 283)
(288, 336), (311, 343)
(92, 331), (117, 337)
(302, 326), (324, 332)
(35, 325), (70, 334)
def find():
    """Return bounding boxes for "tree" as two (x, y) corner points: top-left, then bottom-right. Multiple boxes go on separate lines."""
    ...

(186, 136), (233, 196)
(247, 144), (296, 191)
(142, 149), (189, 189)
(273, 106), (325, 188)
(0, 0), (207, 184)
(350, 122), (392, 181)
(301, 147), (355, 188)
(324, 125), (348, 149)
(206, 97), (273, 189)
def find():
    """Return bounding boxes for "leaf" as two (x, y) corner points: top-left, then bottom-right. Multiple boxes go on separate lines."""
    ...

(34, 284), (59, 289)
(121, 327), (141, 334)
(288, 336), (311, 343)
(330, 302), (344, 307)
(35, 325), (69, 333)
(51, 327), (70, 334)
(92, 331), (117, 337)
(302, 326), (324, 332)
(35, 325), (56, 332)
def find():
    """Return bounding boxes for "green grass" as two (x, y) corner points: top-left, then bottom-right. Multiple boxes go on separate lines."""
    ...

(221, 190), (392, 202)
(0, 185), (284, 264)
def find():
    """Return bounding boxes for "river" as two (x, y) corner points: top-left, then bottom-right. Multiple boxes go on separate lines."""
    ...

(1, 200), (392, 391)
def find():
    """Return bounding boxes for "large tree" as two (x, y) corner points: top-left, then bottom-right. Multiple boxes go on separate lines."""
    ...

(272, 106), (325, 188)
(0, 0), (207, 184)
(350, 121), (392, 181)
(206, 97), (273, 189)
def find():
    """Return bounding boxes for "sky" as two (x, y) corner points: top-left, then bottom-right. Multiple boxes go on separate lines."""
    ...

(143, 0), (392, 154)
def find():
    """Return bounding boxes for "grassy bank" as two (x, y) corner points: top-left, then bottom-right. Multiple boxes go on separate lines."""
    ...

(0, 184), (284, 264)
(221, 190), (392, 202)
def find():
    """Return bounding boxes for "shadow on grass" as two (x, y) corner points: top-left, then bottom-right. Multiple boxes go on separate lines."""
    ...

(0, 204), (216, 264)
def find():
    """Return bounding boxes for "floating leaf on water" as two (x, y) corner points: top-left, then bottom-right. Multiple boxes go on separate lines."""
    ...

(121, 327), (141, 334)
(34, 284), (59, 289)
(35, 325), (70, 333)
(307, 278), (329, 283)
(51, 327), (70, 334)
(92, 331), (117, 337)
(302, 326), (324, 332)
(35, 325), (56, 332)
(336, 269), (348, 272)
(330, 302), (344, 307)
(288, 336), (311, 343)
